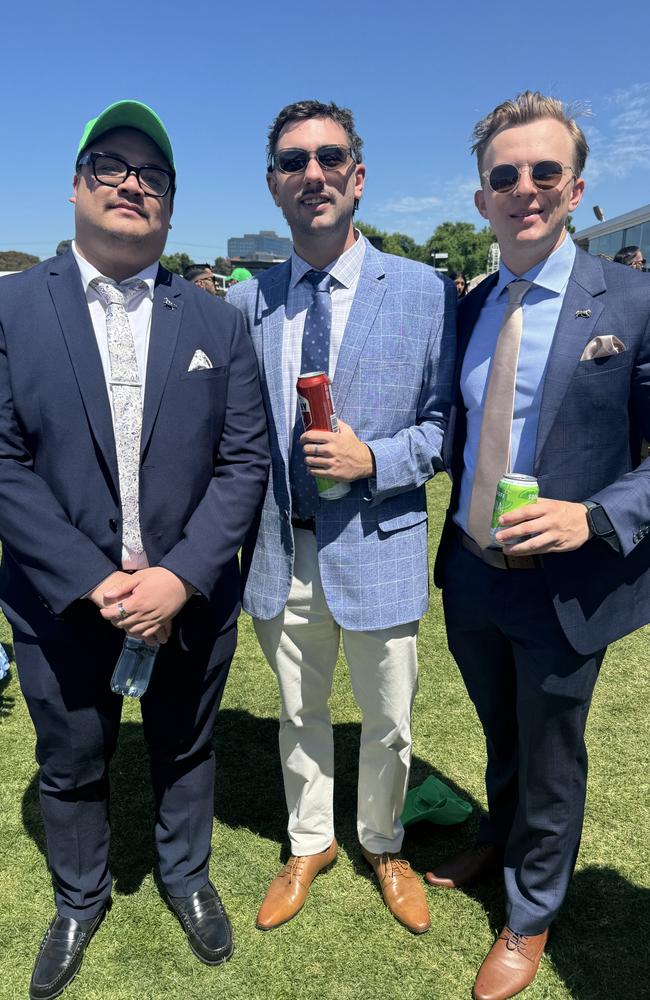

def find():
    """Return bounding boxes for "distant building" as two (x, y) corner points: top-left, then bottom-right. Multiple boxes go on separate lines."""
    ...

(227, 230), (292, 261)
(487, 242), (500, 274)
(573, 203), (650, 263)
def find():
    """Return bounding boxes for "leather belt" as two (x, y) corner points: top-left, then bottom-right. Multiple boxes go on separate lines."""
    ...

(291, 516), (316, 533)
(458, 527), (540, 570)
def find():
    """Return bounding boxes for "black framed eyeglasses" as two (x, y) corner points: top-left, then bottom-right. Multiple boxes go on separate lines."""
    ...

(76, 152), (175, 197)
(269, 145), (354, 174)
(482, 160), (575, 195)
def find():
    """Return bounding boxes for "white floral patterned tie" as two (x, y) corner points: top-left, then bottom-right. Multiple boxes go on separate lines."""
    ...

(90, 277), (147, 555)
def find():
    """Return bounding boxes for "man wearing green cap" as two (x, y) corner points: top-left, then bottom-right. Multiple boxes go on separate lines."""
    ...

(227, 267), (253, 286)
(0, 100), (268, 997)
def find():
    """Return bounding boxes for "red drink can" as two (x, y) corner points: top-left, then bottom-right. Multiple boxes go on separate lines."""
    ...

(296, 371), (351, 500)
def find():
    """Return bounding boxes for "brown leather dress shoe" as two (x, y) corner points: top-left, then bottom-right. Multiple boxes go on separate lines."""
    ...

(425, 842), (501, 889)
(473, 926), (548, 1000)
(361, 848), (430, 934)
(256, 840), (337, 930)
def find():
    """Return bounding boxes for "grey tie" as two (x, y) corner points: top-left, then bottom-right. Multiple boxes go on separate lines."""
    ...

(91, 277), (147, 555)
(467, 279), (533, 550)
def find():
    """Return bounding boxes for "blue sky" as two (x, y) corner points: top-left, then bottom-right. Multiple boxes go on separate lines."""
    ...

(2, 2), (649, 261)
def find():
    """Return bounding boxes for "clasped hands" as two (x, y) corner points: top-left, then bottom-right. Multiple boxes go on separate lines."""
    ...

(301, 419), (375, 481)
(494, 498), (591, 554)
(88, 567), (195, 645)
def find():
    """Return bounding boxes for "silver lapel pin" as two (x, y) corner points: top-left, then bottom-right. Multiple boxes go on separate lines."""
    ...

(164, 297), (177, 310)
(575, 309), (591, 319)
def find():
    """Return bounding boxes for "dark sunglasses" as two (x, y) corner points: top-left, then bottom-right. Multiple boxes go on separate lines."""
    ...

(270, 145), (354, 174)
(77, 152), (175, 197)
(482, 160), (575, 194)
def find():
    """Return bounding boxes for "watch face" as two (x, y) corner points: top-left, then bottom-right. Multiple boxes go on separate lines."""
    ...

(589, 505), (614, 537)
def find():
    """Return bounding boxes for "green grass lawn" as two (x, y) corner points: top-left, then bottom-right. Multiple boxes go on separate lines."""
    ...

(0, 476), (648, 1000)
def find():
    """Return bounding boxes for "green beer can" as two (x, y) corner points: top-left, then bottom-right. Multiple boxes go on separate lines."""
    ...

(490, 473), (539, 544)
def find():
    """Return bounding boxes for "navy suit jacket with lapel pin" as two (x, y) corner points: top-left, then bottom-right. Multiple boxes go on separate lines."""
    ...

(435, 247), (650, 655)
(0, 250), (269, 653)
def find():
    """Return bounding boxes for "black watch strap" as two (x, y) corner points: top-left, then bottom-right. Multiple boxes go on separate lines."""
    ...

(582, 501), (616, 538)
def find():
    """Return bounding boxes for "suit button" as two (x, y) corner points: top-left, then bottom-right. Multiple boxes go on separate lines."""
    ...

(109, 518), (119, 532)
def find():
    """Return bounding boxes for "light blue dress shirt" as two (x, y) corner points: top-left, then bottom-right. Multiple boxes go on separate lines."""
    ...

(455, 235), (576, 535)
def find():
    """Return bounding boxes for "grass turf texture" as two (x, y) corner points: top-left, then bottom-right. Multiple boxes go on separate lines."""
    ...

(0, 476), (648, 1000)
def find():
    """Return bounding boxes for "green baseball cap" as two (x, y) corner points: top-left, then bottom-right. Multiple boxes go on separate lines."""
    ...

(229, 267), (253, 282)
(76, 100), (175, 170)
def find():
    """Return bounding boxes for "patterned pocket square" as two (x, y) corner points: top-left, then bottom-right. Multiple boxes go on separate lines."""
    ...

(187, 349), (214, 372)
(580, 335), (626, 361)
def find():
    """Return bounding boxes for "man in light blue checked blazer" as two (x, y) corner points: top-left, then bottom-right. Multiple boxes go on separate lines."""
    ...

(228, 99), (456, 934)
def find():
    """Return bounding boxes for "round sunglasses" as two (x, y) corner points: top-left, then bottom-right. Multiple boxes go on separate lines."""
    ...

(482, 160), (575, 194)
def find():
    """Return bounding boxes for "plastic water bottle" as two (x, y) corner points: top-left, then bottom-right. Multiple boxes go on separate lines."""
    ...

(110, 636), (159, 698)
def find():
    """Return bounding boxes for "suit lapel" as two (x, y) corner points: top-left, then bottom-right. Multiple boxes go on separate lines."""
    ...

(535, 250), (606, 464)
(141, 267), (183, 457)
(331, 243), (386, 413)
(446, 275), (498, 474)
(457, 274), (498, 374)
(260, 263), (291, 456)
(47, 254), (119, 486)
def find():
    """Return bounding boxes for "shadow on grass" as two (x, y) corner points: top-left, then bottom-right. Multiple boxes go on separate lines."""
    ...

(212, 708), (483, 874)
(20, 707), (480, 895)
(549, 867), (649, 1000)
(19, 710), (647, 997)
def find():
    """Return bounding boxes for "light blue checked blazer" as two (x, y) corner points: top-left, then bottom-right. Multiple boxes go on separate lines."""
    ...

(229, 240), (457, 630)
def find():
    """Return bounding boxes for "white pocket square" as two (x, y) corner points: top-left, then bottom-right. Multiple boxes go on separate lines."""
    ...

(580, 335), (626, 361)
(187, 349), (214, 372)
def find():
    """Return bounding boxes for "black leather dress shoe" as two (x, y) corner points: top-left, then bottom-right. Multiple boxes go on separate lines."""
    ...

(168, 881), (233, 965)
(29, 910), (106, 1000)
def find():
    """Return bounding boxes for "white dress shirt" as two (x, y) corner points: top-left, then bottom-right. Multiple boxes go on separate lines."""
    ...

(282, 231), (367, 450)
(72, 241), (158, 568)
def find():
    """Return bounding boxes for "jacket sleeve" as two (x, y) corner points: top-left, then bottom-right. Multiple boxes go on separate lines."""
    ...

(0, 321), (117, 613)
(588, 313), (650, 555)
(365, 277), (457, 503)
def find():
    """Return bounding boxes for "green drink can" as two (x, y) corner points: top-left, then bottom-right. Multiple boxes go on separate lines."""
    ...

(490, 474), (539, 544)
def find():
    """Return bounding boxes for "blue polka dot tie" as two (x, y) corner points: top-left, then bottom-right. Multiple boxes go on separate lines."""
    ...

(290, 270), (333, 518)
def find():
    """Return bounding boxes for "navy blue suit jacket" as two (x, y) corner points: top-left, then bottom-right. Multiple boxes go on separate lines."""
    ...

(435, 248), (650, 655)
(0, 251), (269, 643)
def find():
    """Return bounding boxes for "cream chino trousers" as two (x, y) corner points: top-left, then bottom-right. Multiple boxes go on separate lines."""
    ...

(254, 528), (419, 856)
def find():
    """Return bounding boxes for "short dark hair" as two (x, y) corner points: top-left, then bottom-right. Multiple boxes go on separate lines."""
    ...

(266, 100), (363, 171)
(613, 245), (642, 266)
(472, 90), (589, 178)
(183, 264), (212, 282)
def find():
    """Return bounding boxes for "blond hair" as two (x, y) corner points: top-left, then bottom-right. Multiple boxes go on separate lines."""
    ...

(472, 91), (589, 177)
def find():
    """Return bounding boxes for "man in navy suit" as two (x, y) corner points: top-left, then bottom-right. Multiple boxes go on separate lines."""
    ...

(0, 101), (268, 998)
(429, 91), (650, 1000)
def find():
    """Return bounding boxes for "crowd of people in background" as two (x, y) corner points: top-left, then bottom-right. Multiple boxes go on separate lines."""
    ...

(183, 249), (646, 303)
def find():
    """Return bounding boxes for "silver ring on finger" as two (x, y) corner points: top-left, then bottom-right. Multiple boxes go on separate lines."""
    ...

(314, 444), (319, 457)
(118, 602), (128, 621)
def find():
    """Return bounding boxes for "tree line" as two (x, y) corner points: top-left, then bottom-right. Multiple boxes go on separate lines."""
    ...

(1, 221), (499, 279)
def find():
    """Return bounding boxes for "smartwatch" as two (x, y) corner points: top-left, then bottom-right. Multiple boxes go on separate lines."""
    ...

(582, 501), (616, 539)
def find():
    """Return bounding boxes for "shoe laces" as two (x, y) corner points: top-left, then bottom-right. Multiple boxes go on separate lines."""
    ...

(379, 853), (410, 878)
(284, 856), (306, 884)
(502, 929), (532, 958)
